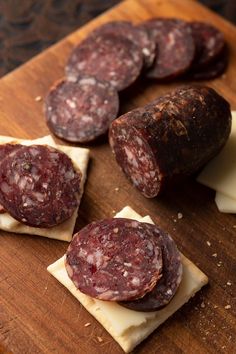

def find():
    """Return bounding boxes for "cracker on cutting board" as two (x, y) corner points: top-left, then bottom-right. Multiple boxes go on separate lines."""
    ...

(47, 206), (208, 353)
(0, 135), (89, 241)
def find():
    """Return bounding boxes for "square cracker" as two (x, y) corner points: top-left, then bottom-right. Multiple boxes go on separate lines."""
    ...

(0, 135), (89, 241)
(47, 206), (208, 352)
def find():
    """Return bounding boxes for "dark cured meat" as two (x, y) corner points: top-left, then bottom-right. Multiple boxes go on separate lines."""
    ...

(109, 86), (231, 198)
(90, 21), (156, 68)
(65, 33), (143, 91)
(45, 77), (119, 143)
(0, 144), (22, 214)
(0, 143), (21, 160)
(188, 45), (228, 80)
(142, 18), (195, 80)
(65, 218), (163, 301)
(120, 228), (182, 311)
(0, 145), (81, 227)
(190, 21), (225, 69)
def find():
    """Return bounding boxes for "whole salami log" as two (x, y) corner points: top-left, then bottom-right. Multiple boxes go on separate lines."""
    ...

(190, 21), (225, 69)
(65, 218), (163, 301)
(120, 227), (182, 311)
(0, 145), (81, 227)
(66, 33), (143, 91)
(141, 18), (195, 80)
(109, 86), (231, 198)
(45, 77), (119, 143)
(90, 21), (156, 68)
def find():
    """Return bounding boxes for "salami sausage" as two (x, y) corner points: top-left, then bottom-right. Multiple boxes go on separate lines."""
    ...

(141, 18), (195, 80)
(120, 227), (182, 311)
(109, 86), (231, 198)
(90, 21), (156, 68)
(0, 145), (81, 227)
(65, 218), (163, 301)
(45, 77), (119, 143)
(190, 21), (225, 69)
(65, 33), (143, 91)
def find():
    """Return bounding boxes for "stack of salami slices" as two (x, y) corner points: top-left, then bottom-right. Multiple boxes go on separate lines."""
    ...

(44, 18), (228, 144)
(0, 144), (81, 227)
(65, 218), (183, 311)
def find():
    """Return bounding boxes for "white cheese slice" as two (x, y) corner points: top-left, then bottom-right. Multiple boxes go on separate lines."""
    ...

(197, 111), (236, 199)
(47, 206), (208, 353)
(215, 192), (236, 213)
(0, 135), (89, 241)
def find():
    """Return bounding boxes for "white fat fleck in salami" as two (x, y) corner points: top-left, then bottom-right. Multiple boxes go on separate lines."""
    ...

(0, 144), (81, 227)
(90, 21), (156, 68)
(141, 18), (195, 80)
(65, 33), (143, 91)
(65, 218), (163, 301)
(45, 77), (119, 143)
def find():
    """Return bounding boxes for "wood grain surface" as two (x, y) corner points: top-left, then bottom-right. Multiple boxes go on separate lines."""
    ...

(0, 0), (236, 353)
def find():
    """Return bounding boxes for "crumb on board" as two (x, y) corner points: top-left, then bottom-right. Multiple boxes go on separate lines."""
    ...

(224, 305), (231, 310)
(206, 241), (211, 247)
(226, 281), (232, 286)
(35, 95), (42, 102)
(84, 322), (91, 327)
(212, 253), (217, 257)
(114, 187), (119, 192)
(177, 212), (183, 219)
(97, 336), (103, 343)
(201, 302), (205, 308)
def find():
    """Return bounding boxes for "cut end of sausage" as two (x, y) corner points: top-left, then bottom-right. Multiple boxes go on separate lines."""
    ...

(109, 114), (162, 198)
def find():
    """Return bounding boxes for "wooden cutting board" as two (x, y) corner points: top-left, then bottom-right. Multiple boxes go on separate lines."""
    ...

(0, 0), (235, 353)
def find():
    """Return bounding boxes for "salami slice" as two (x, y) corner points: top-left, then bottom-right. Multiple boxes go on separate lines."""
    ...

(90, 21), (156, 68)
(65, 218), (163, 301)
(190, 21), (225, 69)
(0, 144), (22, 214)
(0, 143), (21, 161)
(188, 45), (228, 80)
(0, 145), (81, 227)
(120, 227), (182, 311)
(142, 18), (195, 80)
(45, 77), (119, 143)
(109, 86), (231, 197)
(65, 33), (143, 91)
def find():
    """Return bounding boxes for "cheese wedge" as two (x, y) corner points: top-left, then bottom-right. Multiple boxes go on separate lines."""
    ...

(47, 206), (208, 353)
(0, 135), (89, 241)
(215, 192), (236, 213)
(197, 111), (236, 200)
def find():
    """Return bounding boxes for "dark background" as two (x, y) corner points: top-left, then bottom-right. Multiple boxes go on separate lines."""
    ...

(0, 0), (235, 77)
